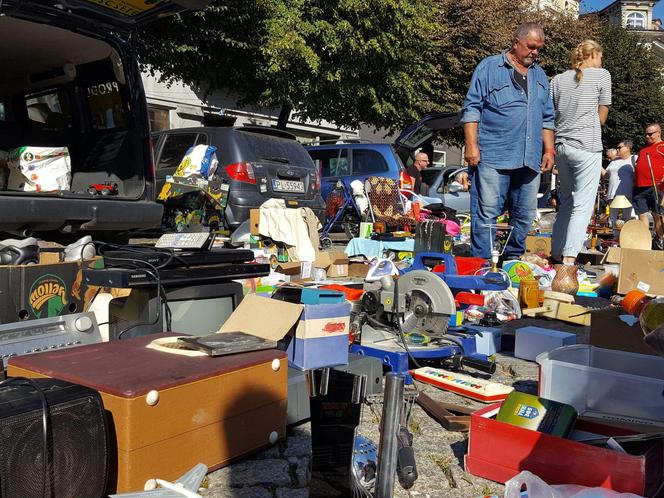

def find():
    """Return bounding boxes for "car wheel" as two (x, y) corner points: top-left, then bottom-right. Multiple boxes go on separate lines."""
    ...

(342, 213), (360, 239)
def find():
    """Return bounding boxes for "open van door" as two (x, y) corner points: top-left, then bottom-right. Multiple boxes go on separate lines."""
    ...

(393, 112), (461, 164)
(4, 0), (210, 31)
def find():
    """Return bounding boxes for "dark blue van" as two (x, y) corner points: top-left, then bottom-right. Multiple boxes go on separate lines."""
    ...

(0, 0), (206, 241)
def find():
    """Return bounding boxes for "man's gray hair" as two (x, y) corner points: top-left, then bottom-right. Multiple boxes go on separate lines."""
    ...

(513, 22), (544, 41)
(620, 140), (633, 150)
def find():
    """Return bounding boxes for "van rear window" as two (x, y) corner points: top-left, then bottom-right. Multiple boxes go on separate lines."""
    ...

(86, 81), (126, 130)
(25, 89), (72, 130)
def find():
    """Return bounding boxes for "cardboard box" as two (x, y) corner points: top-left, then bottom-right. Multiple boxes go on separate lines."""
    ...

(0, 258), (97, 324)
(290, 301), (351, 370)
(525, 235), (552, 257)
(590, 307), (657, 356)
(618, 248), (664, 295)
(250, 208), (260, 236)
(348, 262), (369, 279)
(466, 403), (664, 496)
(601, 247), (622, 264)
(315, 251), (349, 278)
(219, 294), (349, 370)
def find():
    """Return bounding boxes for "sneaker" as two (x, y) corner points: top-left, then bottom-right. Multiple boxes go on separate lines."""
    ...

(654, 238), (664, 251)
(0, 237), (39, 265)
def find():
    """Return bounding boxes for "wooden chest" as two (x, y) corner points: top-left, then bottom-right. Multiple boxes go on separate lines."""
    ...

(8, 333), (288, 493)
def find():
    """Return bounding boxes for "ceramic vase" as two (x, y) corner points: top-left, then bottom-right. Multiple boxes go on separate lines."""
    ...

(551, 264), (579, 296)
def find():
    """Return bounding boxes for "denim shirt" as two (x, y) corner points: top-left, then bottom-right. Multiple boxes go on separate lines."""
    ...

(461, 52), (555, 172)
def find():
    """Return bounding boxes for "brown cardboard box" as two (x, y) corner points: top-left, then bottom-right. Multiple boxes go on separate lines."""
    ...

(525, 235), (552, 257)
(601, 247), (621, 264)
(589, 307), (657, 356)
(348, 262), (369, 279)
(617, 248), (664, 295)
(315, 251), (349, 278)
(275, 261), (303, 276)
(0, 257), (98, 324)
(250, 209), (260, 235)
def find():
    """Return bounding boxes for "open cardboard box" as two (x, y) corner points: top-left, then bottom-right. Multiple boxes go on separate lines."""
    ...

(218, 294), (350, 370)
(219, 294), (303, 344)
(315, 251), (349, 278)
(618, 248), (664, 295)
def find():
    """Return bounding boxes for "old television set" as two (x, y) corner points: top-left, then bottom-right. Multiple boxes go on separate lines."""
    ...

(108, 281), (243, 340)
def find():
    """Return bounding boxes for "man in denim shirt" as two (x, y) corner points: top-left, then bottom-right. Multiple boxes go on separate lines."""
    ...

(462, 22), (555, 260)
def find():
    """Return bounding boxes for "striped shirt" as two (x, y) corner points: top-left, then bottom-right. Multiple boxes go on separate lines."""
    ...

(549, 68), (612, 153)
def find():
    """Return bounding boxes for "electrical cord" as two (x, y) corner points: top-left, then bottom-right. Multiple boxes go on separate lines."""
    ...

(0, 377), (49, 498)
(93, 244), (171, 339)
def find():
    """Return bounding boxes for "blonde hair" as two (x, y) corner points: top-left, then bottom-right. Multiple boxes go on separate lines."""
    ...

(572, 39), (602, 83)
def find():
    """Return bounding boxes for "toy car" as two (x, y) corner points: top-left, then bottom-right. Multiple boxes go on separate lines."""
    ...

(88, 183), (119, 196)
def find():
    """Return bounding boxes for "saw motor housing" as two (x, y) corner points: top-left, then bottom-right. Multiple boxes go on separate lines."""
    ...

(361, 270), (456, 336)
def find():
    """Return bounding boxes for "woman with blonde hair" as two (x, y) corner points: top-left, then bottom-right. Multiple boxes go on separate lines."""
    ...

(550, 39), (612, 265)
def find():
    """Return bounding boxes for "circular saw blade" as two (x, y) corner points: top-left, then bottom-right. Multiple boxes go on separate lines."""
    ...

(402, 289), (449, 335)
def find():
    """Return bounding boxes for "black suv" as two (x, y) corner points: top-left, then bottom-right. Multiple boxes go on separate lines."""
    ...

(153, 126), (326, 231)
(0, 0), (206, 241)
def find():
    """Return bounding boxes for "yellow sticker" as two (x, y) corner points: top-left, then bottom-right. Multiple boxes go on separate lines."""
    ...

(85, 0), (163, 17)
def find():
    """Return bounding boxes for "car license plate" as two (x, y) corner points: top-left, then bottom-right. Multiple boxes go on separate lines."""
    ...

(272, 179), (305, 193)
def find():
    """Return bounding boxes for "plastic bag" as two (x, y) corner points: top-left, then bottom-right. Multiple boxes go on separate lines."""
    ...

(505, 470), (644, 498)
(483, 289), (522, 320)
(7, 146), (71, 192)
(173, 144), (218, 180)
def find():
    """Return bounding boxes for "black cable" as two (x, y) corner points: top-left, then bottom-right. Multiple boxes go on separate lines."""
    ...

(95, 252), (167, 339)
(0, 377), (49, 498)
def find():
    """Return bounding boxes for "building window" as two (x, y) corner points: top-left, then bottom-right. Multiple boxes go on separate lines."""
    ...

(626, 12), (646, 29)
(148, 106), (170, 132)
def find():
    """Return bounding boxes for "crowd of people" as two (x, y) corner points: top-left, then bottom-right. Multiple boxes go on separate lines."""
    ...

(459, 21), (664, 265)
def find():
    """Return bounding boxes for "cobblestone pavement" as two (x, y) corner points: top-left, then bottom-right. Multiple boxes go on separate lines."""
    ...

(200, 351), (544, 498)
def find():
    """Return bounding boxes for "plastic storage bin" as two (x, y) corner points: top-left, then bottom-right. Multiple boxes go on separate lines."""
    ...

(537, 344), (664, 425)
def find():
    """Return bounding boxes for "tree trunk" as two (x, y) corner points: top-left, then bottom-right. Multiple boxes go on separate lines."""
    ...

(277, 104), (292, 130)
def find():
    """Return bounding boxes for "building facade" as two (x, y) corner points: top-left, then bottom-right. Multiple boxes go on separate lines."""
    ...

(142, 71), (359, 142)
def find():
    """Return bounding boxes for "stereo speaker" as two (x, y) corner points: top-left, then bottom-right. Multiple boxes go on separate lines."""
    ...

(0, 378), (108, 498)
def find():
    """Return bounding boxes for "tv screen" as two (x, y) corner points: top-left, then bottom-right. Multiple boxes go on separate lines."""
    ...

(165, 295), (235, 336)
(108, 281), (243, 340)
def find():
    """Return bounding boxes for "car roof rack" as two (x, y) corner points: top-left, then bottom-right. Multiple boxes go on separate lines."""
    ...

(308, 138), (375, 145)
(239, 125), (297, 140)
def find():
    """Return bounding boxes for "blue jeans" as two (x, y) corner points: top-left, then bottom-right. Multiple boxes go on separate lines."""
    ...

(470, 166), (540, 259)
(551, 143), (602, 259)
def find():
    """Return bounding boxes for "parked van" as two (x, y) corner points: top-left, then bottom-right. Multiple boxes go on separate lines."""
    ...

(0, 0), (206, 241)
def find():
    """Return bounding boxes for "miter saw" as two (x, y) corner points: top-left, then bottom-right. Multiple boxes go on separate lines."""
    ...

(350, 270), (495, 378)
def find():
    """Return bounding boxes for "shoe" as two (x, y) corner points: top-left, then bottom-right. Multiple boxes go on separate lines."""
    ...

(64, 235), (95, 262)
(653, 238), (664, 251)
(0, 237), (39, 265)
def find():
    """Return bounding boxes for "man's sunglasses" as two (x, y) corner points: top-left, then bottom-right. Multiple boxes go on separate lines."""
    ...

(646, 131), (660, 136)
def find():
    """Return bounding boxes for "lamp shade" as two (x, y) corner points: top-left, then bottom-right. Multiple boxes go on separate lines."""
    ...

(610, 195), (632, 209)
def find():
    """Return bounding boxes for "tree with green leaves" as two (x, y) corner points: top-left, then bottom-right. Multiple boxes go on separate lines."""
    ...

(138, 0), (439, 130)
(596, 23), (664, 150)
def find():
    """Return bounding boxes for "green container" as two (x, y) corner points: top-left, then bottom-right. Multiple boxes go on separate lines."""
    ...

(496, 391), (577, 437)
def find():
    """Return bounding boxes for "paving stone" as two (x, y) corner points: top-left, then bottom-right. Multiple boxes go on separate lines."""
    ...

(205, 459), (291, 488)
(283, 433), (312, 458)
(254, 444), (281, 459)
(293, 457), (310, 488)
(276, 488), (310, 498)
